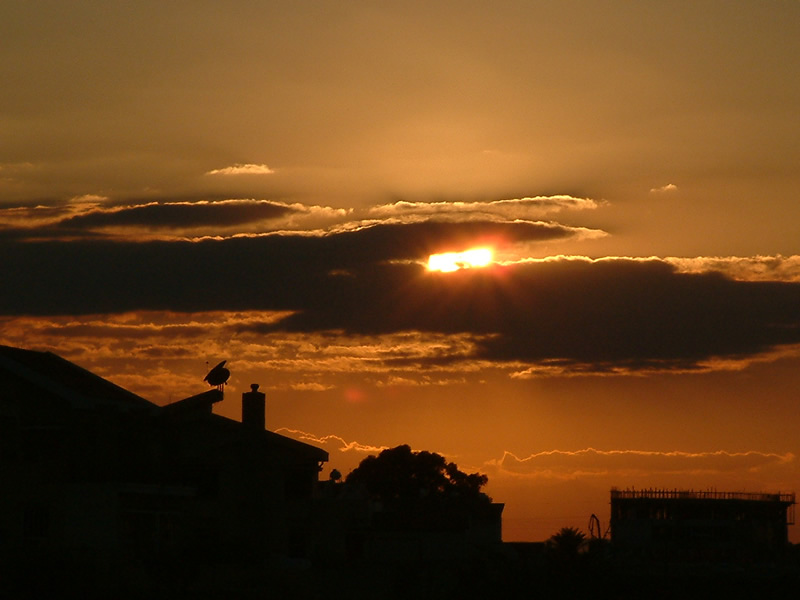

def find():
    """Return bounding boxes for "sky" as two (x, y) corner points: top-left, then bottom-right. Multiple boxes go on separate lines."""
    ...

(2, 1), (800, 542)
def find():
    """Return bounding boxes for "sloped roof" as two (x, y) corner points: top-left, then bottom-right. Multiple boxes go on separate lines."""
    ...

(0, 344), (155, 412)
(161, 388), (224, 416)
(260, 425), (329, 461)
(1, 343), (329, 463)
(161, 394), (329, 464)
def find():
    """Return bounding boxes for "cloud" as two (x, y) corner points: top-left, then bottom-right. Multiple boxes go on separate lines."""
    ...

(0, 205), (68, 231)
(264, 255), (800, 372)
(70, 194), (108, 205)
(666, 255), (800, 282)
(0, 198), (351, 241)
(56, 199), (297, 230)
(650, 183), (678, 193)
(1, 194), (602, 244)
(0, 312), (493, 402)
(287, 382), (336, 392)
(0, 195), (114, 233)
(5, 219), (800, 375)
(368, 196), (601, 220)
(326, 219), (596, 258)
(205, 163), (275, 176)
(274, 428), (387, 454)
(375, 375), (467, 387)
(489, 448), (795, 480)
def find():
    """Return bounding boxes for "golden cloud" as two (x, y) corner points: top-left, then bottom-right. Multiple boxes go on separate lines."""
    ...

(205, 163), (275, 176)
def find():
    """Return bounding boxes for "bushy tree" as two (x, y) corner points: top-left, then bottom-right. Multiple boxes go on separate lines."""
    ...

(345, 444), (490, 510)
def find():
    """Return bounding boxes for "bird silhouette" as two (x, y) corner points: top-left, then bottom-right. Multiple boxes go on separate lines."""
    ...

(204, 360), (230, 390)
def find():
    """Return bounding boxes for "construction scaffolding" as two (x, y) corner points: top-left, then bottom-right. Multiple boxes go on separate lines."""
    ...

(609, 488), (796, 560)
(611, 488), (795, 524)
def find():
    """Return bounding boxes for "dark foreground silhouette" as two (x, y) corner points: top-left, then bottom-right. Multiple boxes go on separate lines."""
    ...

(2, 345), (797, 599)
(4, 538), (800, 600)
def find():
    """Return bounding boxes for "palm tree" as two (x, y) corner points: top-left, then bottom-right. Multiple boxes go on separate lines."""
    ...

(547, 527), (587, 559)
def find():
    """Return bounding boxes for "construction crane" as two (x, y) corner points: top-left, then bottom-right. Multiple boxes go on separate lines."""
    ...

(588, 513), (609, 540)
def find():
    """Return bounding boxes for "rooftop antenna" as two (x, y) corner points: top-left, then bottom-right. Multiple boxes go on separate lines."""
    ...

(204, 360), (230, 391)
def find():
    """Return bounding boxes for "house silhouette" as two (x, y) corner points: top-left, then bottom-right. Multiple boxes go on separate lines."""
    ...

(0, 344), (328, 568)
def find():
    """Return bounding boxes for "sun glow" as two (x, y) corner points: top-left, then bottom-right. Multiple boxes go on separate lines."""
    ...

(427, 247), (494, 272)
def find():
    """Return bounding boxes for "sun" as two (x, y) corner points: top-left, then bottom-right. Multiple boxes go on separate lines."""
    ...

(427, 247), (494, 272)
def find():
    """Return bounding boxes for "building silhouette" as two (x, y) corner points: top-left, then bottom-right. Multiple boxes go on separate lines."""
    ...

(3, 343), (799, 596)
(0, 344), (328, 568)
(0, 344), (505, 577)
(610, 488), (795, 561)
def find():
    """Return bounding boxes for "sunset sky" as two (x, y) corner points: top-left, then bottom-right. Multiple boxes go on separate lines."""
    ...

(3, 1), (800, 542)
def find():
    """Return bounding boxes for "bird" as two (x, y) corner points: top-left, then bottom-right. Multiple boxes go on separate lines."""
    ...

(204, 360), (230, 390)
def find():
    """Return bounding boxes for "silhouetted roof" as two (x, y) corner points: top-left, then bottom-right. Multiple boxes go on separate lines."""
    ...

(161, 389), (224, 416)
(2, 343), (328, 463)
(168, 410), (329, 464)
(0, 344), (155, 412)
(258, 422), (329, 463)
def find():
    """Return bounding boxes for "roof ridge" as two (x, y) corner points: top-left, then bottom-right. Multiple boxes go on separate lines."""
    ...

(0, 344), (155, 411)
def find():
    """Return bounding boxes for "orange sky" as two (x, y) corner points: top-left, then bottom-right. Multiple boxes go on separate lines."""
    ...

(2, 1), (800, 542)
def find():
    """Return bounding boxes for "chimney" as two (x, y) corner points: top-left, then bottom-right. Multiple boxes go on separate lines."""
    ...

(242, 383), (265, 430)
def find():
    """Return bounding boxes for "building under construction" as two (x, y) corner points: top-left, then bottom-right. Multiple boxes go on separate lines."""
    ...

(610, 488), (795, 561)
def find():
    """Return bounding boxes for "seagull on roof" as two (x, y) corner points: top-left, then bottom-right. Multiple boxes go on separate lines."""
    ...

(204, 360), (230, 390)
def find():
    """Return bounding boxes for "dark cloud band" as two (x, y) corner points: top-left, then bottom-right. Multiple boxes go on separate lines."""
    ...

(56, 200), (296, 230)
(4, 227), (800, 372)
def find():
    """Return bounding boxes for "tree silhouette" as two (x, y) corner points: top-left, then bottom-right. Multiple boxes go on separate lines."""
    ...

(344, 445), (491, 529)
(547, 527), (587, 559)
